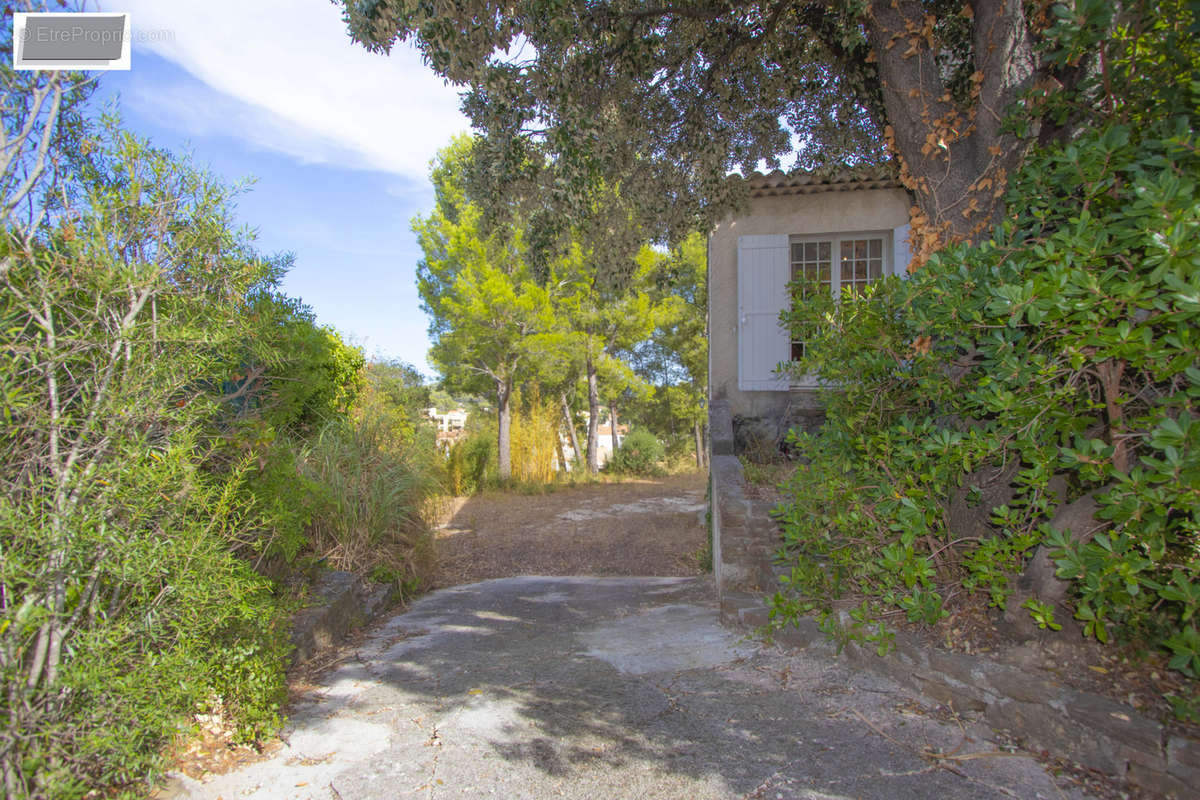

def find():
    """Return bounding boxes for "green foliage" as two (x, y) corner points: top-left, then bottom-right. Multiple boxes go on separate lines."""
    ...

(209, 302), (368, 567)
(1021, 598), (1063, 632)
(361, 360), (433, 446)
(297, 413), (436, 593)
(625, 233), (709, 466)
(606, 430), (665, 477)
(0, 121), (293, 795)
(2, 29), (439, 797)
(415, 137), (695, 479)
(414, 137), (557, 399)
(342, 0), (1151, 260)
(254, 301), (365, 435)
(414, 136), (563, 479)
(341, 0), (892, 252)
(240, 441), (329, 563)
(446, 430), (498, 496)
(1, 446), (289, 795)
(772, 60), (1200, 700)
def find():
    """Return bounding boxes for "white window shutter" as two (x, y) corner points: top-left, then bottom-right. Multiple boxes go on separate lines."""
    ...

(737, 235), (791, 391)
(893, 223), (913, 277)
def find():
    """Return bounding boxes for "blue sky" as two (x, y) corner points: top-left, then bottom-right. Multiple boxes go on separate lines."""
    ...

(93, 1), (469, 376)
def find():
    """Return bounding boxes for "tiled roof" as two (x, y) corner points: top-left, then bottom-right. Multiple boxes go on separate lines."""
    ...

(745, 165), (902, 197)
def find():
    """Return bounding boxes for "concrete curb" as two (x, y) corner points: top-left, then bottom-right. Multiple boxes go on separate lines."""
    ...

(721, 593), (1198, 798)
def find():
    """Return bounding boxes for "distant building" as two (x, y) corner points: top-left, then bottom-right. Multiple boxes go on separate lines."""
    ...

(426, 407), (469, 454)
(560, 410), (627, 469)
(426, 407), (468, 432)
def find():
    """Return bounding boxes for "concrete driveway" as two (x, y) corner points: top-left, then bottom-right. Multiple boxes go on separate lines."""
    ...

(169, 577), (1092, 799)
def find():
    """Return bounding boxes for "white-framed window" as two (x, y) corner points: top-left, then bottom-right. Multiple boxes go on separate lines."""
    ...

(736, 225), (911, 392)
(789, 232), (890, 363)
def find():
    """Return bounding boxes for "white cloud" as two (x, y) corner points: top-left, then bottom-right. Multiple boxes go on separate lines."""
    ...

(109, 0), (469, 179)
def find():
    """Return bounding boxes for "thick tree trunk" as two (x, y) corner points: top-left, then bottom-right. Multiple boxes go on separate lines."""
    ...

(496, 379), (512, 480)
(1002, 488), (1105, 640)
(694, 418), (705, 470)
(585, 354), (600, 474)
(866, 0), (1037, 260)
(610, 403), (620, 458)
(561, 392), (582, 468)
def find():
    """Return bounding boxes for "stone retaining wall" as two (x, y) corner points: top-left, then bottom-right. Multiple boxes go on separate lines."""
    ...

(708, 403), (1198, 798)
(724, 600), (1198, 798)
(709, 402), (786, 600)
(710, 454), (784, 598)
(290, 571), (400, 664)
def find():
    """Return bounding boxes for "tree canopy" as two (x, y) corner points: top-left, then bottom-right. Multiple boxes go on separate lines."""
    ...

(413, 136), (561, 478)
(414, 136), (707, 477)
(342, 0), (1150, 266)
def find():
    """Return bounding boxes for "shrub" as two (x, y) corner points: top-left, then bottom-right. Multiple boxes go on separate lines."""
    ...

(773, 106), (1200, 694)
(447, 429), (497, 495)
(298, 414), (437, 593)
(0, 123), (292, 795)
(607, 430), (665, 476)
(0, 447), (290, 797)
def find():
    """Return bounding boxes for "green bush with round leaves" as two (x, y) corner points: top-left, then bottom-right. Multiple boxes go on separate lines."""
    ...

(607, 429), (666, 476)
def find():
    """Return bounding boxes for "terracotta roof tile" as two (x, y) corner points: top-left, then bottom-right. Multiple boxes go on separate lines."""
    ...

(744, 165), (902, 197)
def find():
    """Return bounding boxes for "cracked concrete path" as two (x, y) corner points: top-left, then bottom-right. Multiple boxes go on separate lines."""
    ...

(169, 577), (1094, 799)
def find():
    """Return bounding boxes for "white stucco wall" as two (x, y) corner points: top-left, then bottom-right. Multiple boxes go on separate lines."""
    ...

(708, 187), (912, 422)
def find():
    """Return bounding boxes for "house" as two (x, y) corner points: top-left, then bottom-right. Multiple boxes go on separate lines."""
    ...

(426, 406), (468, 433)
(558, 410), (628, 470)
(706, 166), (913, 600)
(708, 167), (913, 457)
(426, 407), (469, 455)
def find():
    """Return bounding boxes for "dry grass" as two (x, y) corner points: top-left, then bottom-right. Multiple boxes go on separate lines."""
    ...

(434, 471), (709, 587)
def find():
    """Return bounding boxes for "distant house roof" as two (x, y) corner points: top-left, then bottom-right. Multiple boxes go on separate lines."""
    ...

(744, 165), (902, 198)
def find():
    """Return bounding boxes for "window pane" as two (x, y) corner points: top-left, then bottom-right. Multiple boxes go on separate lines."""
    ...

(869, 259), (883, 279)
(856, 260), (867, 280)
(841, 241), (853, 260)
(869, 239), (882, 259)
(841, 259), (853, 281)
(791, 239), (837, 303)
(854, 239), (867, 259)
(791, 341), (804, 361)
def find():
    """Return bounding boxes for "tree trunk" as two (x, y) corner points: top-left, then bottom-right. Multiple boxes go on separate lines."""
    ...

(561, 391), (581, 467)
(1002, 488), (1104, 640)
(866, 0), (1037, 260)
(497, 379), (512, 480)
(585, 354), (599, 474)
(610, 402), (620, 458)
(694, 418), (705, 470)
(555, 432), (568, 473)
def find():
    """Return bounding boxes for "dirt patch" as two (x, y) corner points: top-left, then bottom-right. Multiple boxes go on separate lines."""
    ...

(433, 472), (709, 588)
